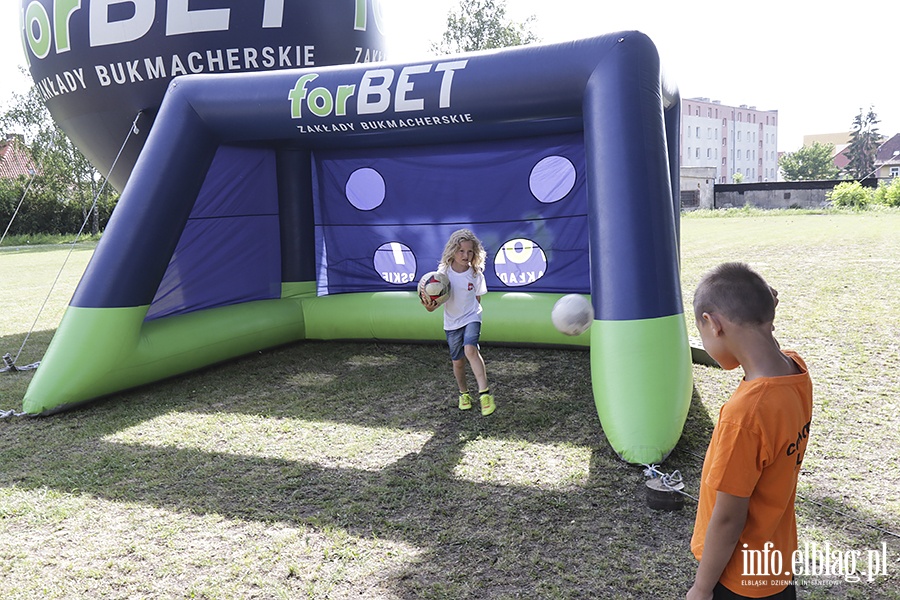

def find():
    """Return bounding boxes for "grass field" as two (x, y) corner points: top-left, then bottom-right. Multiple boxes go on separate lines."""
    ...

(1, 211), (898, 599)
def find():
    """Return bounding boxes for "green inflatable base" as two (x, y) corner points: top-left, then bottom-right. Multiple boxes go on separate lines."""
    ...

(23, 286), (692, 464)
(23, 287), (586, 414)
(590, 314), (692, 464)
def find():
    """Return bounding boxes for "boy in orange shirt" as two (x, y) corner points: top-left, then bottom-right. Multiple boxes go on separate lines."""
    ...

(687, 263), (813, 600)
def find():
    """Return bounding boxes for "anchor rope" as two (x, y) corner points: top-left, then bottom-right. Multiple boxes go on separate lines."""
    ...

(643, 463), (699, 502)
(1, 112), (142, 418)
(644, 451), (900, 539)
(9, 111), (143, 369)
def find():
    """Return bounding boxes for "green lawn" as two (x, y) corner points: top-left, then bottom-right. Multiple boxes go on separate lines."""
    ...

(0, 211), (898, 599)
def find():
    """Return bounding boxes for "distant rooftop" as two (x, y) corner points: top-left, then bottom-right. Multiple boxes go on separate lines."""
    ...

(0, 134), (37, 180)
(685, 97), (774, 112)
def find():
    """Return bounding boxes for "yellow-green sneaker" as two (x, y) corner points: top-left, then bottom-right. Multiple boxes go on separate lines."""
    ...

(480, 393), (496, 416)
(458, 392), (473, 410)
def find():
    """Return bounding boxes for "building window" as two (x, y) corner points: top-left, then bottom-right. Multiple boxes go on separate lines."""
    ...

(737, 131), (742, 142)
(708, 127), (712, 139)
(695, 148), (700, 158)
(737, 150), (742, 159)
(722, 157), (726, 166)
(687, 127), (691, 138)
(891, 166), (900, 178)
(707, 108), (712, 117)
(722, 118), (727, 126)
(723, 137), (727, 146)
(707, 148), (711, 158)
(696, 126), (700, 137)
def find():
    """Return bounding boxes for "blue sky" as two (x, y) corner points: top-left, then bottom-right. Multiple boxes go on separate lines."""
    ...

(3, 0), (897, 152)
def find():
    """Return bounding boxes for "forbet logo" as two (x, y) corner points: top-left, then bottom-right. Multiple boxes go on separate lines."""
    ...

(288, 61), (468, 120)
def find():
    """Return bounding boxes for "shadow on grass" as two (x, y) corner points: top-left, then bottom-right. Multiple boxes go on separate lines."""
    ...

(0, 330), (54, 365)
(1, 339), (897, 597)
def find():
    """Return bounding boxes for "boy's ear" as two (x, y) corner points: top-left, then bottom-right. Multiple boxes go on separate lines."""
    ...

(701, 311), (725, 336)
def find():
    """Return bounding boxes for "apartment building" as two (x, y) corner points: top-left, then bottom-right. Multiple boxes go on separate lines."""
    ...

(682, 97), (779, 183)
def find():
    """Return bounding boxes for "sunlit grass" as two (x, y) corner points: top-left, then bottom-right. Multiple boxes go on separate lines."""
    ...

(0, 486), (421, 600)
(104, 412), (435, 472)
(453, 438), (591, 489)
(105, 411), (596, 489)
(0, 245), (92, 350)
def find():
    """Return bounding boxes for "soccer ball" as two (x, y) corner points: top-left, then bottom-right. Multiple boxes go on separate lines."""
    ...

(551, 294), (594, 336)
(418, 271), (451, 306)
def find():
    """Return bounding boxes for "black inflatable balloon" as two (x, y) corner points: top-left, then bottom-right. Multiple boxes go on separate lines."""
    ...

(19, 0), (387, 191)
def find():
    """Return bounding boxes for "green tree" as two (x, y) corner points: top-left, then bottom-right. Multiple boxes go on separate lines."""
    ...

(778, 142), (840, 181)
(432, 0), (539, 54)
(843, 106), (881, 179)
(873, 177), (900, 207)
(0, 74), (117, 235)
(827, 181), (872, 209)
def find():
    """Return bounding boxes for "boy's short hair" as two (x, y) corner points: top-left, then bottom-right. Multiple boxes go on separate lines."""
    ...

(693, 262), (775, 325)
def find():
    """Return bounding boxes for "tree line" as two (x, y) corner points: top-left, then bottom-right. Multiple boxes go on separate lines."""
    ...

(1, 67), (118, 239)
(779, 107), (886, 182)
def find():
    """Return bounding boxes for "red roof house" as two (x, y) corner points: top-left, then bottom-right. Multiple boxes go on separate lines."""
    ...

(0, 134), (37, 180)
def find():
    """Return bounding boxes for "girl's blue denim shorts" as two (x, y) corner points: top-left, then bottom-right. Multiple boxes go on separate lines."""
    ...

(445, 321), (481, 361)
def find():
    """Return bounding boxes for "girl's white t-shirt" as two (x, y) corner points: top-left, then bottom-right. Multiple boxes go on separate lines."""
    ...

(439, 265), (486, 331)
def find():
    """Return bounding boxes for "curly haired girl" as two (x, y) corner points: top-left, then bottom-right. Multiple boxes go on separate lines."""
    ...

(421, 229), (495, 415)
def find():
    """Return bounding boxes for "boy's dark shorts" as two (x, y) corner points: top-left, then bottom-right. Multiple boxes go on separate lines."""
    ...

(445, 321), (481, 361)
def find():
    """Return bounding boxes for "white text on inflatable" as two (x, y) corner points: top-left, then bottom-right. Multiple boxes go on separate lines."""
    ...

(288, 61), (468, 120)
(93, 46), (316, 87)
(23, 0), (383, 57)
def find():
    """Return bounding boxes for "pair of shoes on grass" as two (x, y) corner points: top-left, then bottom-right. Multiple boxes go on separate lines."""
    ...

(458, 391), (495, 416)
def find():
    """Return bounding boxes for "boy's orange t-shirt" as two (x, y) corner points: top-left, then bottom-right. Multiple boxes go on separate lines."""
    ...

(691, 350), (813, 597)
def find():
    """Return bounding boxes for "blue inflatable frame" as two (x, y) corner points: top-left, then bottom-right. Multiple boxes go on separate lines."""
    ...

(23, 32), (692, 464)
